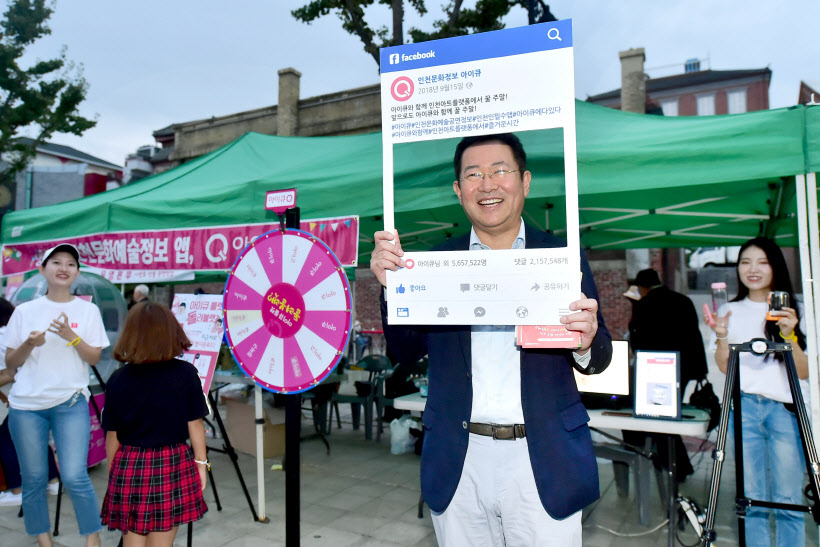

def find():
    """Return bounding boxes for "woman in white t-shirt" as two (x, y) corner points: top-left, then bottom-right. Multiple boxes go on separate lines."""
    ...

(707, 237), (808, 547)
(5, 244), (110, 547)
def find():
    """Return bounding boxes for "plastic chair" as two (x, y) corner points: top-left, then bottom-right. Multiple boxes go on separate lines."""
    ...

(329, 354), (396, 440)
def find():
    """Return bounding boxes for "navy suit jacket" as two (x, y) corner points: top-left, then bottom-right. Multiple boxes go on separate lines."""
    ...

(381, 224), (613, 518)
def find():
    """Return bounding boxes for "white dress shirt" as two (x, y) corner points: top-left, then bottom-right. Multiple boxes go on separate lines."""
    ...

(468, 219), (589, 424)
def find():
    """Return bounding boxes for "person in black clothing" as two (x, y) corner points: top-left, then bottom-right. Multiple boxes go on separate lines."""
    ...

(101, 302), (208, 546)
(127, 284), (149, 310)
(625, 268), (708, 482)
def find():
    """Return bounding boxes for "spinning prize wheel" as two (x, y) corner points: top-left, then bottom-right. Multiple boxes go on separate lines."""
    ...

(223, 229), (352, 393)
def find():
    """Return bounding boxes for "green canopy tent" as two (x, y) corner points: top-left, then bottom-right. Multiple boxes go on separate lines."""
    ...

(2, 101), (818, 261)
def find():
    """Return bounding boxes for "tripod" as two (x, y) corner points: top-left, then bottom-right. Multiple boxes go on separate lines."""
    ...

(700, 339), (820, 546)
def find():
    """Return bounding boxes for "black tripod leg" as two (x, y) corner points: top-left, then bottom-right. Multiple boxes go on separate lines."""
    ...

(732, 359), (747, 547)
(53, 481), (63, 536)
(207, 391), (259, 521)
(700, 344), (741, 547)
(187, 521), (193, 546)
(782, 346), (820, 522)
(207, 462), (222, 511)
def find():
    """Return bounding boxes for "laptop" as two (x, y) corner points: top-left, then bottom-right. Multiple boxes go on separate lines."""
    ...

(576, 340), (631, 409)
(633, 350), (681, 420)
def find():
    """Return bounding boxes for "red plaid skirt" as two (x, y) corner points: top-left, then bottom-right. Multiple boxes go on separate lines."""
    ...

(101, 443), (207, 534)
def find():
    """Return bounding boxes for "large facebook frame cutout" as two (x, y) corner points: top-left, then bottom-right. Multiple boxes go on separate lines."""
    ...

(380, 20), (581, 326)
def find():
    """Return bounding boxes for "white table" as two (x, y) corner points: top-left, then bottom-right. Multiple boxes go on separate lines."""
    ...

(393, 392), (710, 547)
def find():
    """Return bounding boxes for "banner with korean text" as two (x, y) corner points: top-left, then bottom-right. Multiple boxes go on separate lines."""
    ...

(380, 20), (581, 326)
(1, 216), (359, 277)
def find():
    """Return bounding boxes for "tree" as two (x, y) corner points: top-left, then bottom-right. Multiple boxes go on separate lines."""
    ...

(292, 0), (556, 66)
(0, 0), (95, 201)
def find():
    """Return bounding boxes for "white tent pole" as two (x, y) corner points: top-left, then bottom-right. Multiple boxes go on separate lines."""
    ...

(795, 174), (820, 433)
(255, 385), (266, 520)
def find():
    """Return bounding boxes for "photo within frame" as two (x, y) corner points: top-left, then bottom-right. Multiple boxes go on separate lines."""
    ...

(633, 350), (681, 420)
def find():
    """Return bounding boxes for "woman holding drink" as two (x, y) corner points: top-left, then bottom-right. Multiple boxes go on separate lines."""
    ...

(706, 236), (808, 547)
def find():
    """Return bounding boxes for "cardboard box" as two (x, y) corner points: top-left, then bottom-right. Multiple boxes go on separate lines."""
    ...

(222, 396), (286, 459)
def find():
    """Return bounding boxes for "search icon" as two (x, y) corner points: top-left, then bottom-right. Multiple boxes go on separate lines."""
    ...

(547, 28), (561, 41)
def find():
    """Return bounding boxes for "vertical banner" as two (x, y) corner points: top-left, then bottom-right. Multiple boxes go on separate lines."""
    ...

(172, 294), (224, 393)
(380, 20), (581, 326)
(87, 392), (106, 467)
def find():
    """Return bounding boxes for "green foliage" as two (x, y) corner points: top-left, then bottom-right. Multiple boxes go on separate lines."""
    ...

(292, 0), (556, 67)
(0, 0), (96, 182)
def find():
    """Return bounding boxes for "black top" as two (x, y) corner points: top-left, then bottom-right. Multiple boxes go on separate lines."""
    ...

(102, 359), (209, 448)
(629, 286), (708, 390)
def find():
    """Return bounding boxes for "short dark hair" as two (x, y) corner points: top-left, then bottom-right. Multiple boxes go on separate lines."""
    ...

(0, 298), (15, 327)
(635, 269), (662, 288)
(114, 302), (191, 364)
(454, 133), (527, 183)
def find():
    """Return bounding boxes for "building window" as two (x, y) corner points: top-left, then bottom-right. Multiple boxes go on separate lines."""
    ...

(697, 94), (715, 116)
(661, 99), (679, 117)
(727, 89), (747, 114)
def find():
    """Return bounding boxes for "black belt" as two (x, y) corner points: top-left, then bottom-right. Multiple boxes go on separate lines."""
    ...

(469, 422), (526, 440)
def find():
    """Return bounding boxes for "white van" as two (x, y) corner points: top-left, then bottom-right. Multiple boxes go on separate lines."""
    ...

(687, 246), (741, 269)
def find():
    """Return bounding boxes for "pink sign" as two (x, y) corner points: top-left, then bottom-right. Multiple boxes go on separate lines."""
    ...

(1, 216), (359, 276)
(88, 392), (106, 467)
(172, 294), (223, 394)
(223, 229), (352, 394)
(265, 189), (297, 214)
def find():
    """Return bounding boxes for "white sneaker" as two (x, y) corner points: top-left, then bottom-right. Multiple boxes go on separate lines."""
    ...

(47, 482), (60, 496)
(0, 490), (22, 506)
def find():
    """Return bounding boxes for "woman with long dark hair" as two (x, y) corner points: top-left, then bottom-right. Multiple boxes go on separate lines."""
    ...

(707, 236), (808, 546)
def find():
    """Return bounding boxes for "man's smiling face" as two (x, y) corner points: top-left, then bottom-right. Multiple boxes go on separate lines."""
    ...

(453, 141), (531, 247)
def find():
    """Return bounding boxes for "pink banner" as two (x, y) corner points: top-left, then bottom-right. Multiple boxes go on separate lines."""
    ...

(1, 216), (359, 276)
(88, 392), (106, 468)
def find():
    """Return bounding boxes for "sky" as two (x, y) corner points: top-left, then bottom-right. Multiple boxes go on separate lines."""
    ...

(15, 0), (820, 168)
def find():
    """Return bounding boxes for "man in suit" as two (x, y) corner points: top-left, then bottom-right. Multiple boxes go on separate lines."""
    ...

(371, 133), (612, 546)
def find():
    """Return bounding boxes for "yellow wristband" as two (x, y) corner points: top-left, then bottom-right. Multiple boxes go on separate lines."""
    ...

(66, 336), (81, 347)
(779, 331), (797, 343)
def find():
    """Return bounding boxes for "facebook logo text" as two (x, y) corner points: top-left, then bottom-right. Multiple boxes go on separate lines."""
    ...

(389, 50), (435, 65)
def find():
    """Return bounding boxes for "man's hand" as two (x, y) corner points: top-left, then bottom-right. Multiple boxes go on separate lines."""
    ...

(560, 293), (599, 353)
(0, 391), (8, 407)
(370, 230), (405, 288)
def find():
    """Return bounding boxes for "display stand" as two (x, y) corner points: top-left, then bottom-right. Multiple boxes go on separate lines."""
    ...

(204, 390), (260, 521)
(282, 207), (303, 547)
(222, 202), (352, 546)
(700, 339), (820, 546)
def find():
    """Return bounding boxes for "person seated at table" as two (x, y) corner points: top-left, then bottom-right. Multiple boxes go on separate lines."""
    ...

(624, 268), (708, 483)
(101, 302), (209, 546)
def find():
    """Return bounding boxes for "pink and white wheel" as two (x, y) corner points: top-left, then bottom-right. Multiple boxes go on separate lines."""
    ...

(223, 229), (352, 393)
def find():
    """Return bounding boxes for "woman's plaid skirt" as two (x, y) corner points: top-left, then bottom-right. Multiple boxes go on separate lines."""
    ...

(101, 443), (207, 534)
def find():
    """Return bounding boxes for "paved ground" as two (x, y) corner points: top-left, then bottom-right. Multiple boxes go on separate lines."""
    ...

(1, 403), (819, 546)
